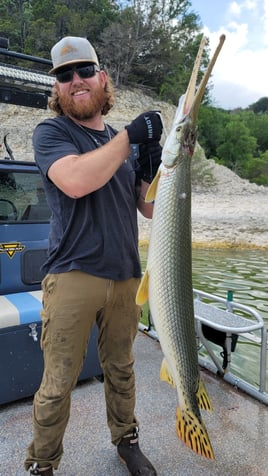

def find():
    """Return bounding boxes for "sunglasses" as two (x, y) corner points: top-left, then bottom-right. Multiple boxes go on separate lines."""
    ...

(56, 63), (100, 83)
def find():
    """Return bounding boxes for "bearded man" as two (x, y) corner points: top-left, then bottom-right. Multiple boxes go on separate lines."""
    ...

(24, 36), (162, 476)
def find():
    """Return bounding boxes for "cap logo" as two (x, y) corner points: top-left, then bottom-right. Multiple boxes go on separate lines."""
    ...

(60, 45), (77, 57)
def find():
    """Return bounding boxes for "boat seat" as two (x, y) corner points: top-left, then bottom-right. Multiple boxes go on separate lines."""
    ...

(140, 289), (267, 402)
(193, 289), (267, 392)
(194, 299), (263, 334)
(0, 290), (42, 329)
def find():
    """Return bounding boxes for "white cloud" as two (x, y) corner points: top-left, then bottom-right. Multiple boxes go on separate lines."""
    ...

(189, 0), (268, 108)
(229, 0), (258, 15)
(263, 0), (268, 43)
(200, 2), (268, 109)
(229, 2), (242, 16)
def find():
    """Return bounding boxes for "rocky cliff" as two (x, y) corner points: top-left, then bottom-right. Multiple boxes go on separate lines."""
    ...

(1, 89), (268, 249)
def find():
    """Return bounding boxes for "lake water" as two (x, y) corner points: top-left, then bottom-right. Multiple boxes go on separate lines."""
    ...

(139, 246), (268, 390)
(192, 248), (268, 321)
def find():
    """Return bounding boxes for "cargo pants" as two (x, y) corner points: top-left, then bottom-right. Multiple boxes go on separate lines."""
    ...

(25, 270), (141, 470)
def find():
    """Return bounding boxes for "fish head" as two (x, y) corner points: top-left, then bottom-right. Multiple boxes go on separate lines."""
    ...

(161, 94), (197, 169)
(161, 34), (226, 170)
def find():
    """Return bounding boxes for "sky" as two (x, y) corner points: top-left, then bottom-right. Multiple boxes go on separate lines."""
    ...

(189, 0), (268, 109)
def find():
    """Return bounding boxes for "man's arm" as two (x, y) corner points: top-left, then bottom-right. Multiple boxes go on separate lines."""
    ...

(137, 180), (154, 219)
(48, 129), (130, 198)
(47, 111), (163, 199)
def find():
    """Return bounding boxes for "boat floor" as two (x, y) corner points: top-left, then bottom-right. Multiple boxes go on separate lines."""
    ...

(0, 332), (267, 476)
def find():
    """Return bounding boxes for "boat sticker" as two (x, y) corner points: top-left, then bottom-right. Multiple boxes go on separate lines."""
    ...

(0, 242), (25, 258)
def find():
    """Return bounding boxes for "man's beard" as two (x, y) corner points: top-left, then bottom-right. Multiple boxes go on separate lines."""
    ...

(58, 83), (107, 120)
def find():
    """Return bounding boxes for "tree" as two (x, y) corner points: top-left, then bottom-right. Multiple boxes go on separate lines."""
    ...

(25, 0), (119, 58)
(0, 0), (208, 102)
(249, 97), (268, 113)
(99, 7), (148, 86)
(216, 118), (257, 176)
(99, 0), (205, 98)
(0, 0), (32, 52)
(241, 110), (268, 155)
(244, 151), (268, 185)
(197, 106), (229, 158)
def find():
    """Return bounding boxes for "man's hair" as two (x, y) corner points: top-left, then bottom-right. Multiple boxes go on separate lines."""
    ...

(48, 74), (115, 116)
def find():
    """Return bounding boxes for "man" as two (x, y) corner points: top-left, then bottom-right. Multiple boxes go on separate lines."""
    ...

(24, 36), (163, 476)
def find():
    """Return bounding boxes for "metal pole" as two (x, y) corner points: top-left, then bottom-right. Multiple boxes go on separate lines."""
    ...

(0, 48), (52, 66)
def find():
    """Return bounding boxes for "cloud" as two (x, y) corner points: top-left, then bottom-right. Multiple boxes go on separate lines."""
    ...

(263, 0), (268, 43)
(229, 0), (258, 16)
(229, 1), (242, 16)
(201, 1), (268, 108)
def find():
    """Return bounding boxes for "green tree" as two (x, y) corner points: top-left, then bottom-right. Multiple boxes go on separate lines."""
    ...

(0, 0), (32, 52)
(27, 0), (119, 57)
(249, 97), (268, 113)
(99, 6), (148, 86)
(0, 0), (208, 101)
(244, 151), (268, 185)
(241, 109), (268, 154)
(197, 106), (229, 158)
(216, 118), (257, 175)
(99, 0), (204, 97)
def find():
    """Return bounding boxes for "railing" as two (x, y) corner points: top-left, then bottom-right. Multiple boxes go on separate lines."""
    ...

(0, 63), (53, 89)
(139, 288), (268, 405)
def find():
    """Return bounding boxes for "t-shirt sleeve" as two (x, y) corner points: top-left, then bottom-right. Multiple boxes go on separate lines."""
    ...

(33, 119), (79, 177)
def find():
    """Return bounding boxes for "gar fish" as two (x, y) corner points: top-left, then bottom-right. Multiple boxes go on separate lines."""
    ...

(136, 34), (226, 460)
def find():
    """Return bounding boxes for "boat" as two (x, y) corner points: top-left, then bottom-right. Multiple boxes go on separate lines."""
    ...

(1, 302), (267, 475)
(139, 288), (268, 406)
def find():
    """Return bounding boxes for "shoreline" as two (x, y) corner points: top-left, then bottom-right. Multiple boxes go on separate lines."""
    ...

(138, 157), (268, 251)
(138, 191), (268, 251)
(138, 239), (268, 250)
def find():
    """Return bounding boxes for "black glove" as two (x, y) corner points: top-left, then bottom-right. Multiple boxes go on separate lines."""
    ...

(125, 111), (163, 144)
(135, 141), (162, 184)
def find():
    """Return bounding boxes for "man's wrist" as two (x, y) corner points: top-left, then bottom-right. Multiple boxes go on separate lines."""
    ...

(129, 144), (140, 161)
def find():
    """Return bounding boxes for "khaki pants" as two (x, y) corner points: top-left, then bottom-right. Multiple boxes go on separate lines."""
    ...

(25, 271), (141, 470)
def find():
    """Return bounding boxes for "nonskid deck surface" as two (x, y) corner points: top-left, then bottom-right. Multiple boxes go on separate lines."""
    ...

(0, 332), (267, 476)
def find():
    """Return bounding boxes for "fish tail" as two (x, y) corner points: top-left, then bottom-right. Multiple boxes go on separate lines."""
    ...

(197, 378), (213, 412)
(176, 406), (214, 460)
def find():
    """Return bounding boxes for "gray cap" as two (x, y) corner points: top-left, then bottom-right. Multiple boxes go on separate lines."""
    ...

(49, 36), (99, 74)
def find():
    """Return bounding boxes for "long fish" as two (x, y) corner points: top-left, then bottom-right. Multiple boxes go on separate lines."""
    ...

(136, 34), (226, 460)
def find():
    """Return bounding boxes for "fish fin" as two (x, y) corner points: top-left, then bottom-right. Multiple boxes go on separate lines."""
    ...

(145, 169), (160, 202)
(135, 269), (149, 305)
(160, 358), (176, 388)
(176, 406), (214, 460)
(196, 378), (213, 412)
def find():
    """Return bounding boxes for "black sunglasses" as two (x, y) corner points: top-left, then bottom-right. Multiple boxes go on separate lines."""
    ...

(56, 63), (100, 83)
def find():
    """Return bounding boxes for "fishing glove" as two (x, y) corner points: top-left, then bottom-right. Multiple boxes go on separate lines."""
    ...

(135, 141), (162, 184)
(125, 111), (163, 144)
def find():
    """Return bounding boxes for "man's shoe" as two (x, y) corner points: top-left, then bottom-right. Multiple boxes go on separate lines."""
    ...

(117, 427), (157, 475)
(30, 463), (53, 475)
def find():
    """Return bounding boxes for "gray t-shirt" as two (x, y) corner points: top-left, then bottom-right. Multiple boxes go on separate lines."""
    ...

(33, 116), (141, 280)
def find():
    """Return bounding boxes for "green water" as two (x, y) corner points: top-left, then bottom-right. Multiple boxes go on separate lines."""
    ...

(192, 248), (268, 321)
(139, 246), (268, 389)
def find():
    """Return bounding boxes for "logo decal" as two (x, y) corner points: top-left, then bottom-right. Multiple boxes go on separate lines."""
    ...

(60, 45), (77, 57)
(0, 242), (25, 258)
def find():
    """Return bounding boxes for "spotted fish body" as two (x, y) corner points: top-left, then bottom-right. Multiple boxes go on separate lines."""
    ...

(136, 35), (225, 460)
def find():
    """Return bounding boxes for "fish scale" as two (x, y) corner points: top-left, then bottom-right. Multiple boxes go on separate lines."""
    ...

(150, 161), (199, 395)
(136, 34), (226, 460)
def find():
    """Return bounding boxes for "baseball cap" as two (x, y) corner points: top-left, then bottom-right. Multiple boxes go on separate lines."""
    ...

(49, 36), (99, 74)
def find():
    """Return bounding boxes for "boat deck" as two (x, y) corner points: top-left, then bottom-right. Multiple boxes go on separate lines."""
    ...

(0, 331), (267, 476)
